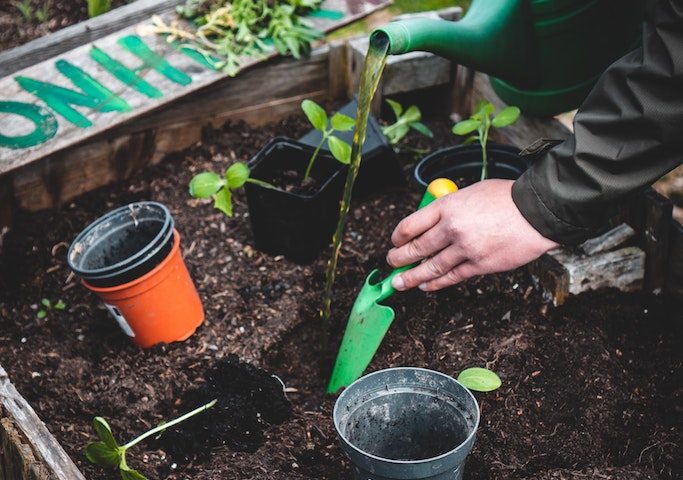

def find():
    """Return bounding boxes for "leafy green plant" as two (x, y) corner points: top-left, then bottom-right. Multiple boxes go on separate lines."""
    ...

(85, 399), (216, 480)
(37, 298), (65, 319)
(300, 99), (354, 181)
(381, 99), (433, 145)
(15, 0), (34, 22)
(451, 100), (520, 180)
(87, 0), (111, 17)
(457, 367), (502, 392)
(145, 0), (323, 76)
(189, 161), (273, 217)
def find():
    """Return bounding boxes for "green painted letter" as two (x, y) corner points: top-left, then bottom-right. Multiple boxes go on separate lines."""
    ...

(117, 35), (192, 86)
(90, 45), (163, 99)
(0, 101), (58, 149)
(16, 60), (131, 128)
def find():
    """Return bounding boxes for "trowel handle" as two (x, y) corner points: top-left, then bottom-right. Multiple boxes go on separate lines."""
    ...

(377, 178), (458, 302)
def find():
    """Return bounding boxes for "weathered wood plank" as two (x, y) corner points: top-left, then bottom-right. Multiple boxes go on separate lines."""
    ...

(0, 365), (86, 480)
(0, 0), (391, 175)
(643, 189), (673, 293)
(0, 0), (184, 77)
(580, 223), (635, 255)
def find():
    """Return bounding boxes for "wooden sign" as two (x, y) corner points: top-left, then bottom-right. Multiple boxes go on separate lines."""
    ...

(0, 0), (390, 176)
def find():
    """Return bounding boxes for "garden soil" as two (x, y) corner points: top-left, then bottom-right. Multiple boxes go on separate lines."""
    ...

(0, 114), (680, 480)
(0, 0), (132, 52)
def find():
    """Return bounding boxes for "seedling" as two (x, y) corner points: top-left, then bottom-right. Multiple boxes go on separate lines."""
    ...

(457, 367), (502, 392)
(189, 161), (273, 217)
(15, 0), (34, 22)
(381, 99), (433, 145)
(36, 298), (65, 319)
(85, 399), (216, 480)
(452, 100), (520, 180)
(300, 99), (354, 181)
(35, 1), (50, 22)
(87, 0), (111, 17)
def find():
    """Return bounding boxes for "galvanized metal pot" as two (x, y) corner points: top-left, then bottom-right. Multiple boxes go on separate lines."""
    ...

(333, 367), (480, 480)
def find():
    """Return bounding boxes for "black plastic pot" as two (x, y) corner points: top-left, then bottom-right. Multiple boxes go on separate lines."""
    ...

(299, 99), (405, 195)
(67, 202), (174, 288)
(414, 143), (529, 188)
(245, 137), (345, 264)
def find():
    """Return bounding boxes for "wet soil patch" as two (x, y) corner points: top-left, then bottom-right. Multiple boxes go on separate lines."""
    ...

(0, 111), (680, 480)
(0, 0), (133, 52)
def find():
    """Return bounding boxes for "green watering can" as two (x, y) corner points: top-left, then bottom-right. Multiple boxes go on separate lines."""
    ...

(327, 179), (457, 394)
(372, 0), (644, 116)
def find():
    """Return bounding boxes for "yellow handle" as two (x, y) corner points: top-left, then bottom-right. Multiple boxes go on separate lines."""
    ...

(428, 178), (458, 198)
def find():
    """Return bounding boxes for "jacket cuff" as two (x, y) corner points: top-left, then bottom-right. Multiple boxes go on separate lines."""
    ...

(512, 170), (595, 246)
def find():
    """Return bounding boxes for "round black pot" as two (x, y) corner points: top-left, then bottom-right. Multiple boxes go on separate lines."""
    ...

(245, 137), (345, 264)
(414, 143), (529, 188)
(67, 202), (175, 287)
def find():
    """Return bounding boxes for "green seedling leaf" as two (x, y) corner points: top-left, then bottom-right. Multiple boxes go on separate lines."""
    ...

(121, 468), (148, 480)
(474, 100), (494, 119)
(462, 135), (480, 145)
(37, 310), (47, 319)
(213, 188), (233, 217)
(93, 417), (118, 449)
(403, 105), (421, 123)
(327, 136), (351, 164)
(85, 442), (121, 469)
(452, 119), (481, 135)
(457, 367), (502, 392)
(41, 298), (51, 308)
(225, 162), (250, 189)
(87, 0), (112, 18)
(330, 112), (355, 132)
(54, 300), (66, 310)
(410, 121), (433, 138)
(301, 99), (327, 132)
(387, 123), (410, 145)
(492, 106), (521, 128)
(189, 172), (224, 198)
(385, 98), (403, 118)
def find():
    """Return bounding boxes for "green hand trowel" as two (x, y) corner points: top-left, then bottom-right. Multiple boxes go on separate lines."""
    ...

(327, 178), (458, 394)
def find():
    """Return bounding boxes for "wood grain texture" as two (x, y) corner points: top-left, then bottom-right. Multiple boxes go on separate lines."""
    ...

(0, 0), (391, 174)
(0, 365), (85, 480)
(0, 0), (184, 76)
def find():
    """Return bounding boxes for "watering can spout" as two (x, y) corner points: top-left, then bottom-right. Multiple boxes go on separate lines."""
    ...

(371, 0), (538, 87)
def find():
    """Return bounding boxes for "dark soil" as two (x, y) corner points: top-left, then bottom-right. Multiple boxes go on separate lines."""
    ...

(0, 112), (680, 480)
(0, 0), (133, 52)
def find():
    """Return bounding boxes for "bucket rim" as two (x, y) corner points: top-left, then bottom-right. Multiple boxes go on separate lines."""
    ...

(67, 201), (173, 278)
(333, 366), (481, 466)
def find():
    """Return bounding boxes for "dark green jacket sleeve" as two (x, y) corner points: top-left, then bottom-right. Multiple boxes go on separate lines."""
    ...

(512, 0), (683, 245)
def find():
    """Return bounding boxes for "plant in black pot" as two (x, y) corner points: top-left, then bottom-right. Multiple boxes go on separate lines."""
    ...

(415, 100), (527, 188)
(189, 100), (354, 264)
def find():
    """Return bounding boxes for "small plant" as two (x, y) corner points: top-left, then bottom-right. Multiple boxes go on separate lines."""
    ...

(457, 367), (502, 392)
(451, 100), (520, 180)
(189, 161), (273, 216)
(36, 298), (65, 319)
(300, 99), (354, 181)
(381, 99), (433, 145)
(15, 0), (34, 22)
(85, 399), (216, 480)
(35, 0), (50, 22)
(87, 0), (111, 18)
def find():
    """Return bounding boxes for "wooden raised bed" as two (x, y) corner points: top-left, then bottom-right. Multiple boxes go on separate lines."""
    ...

(0, 5), (679, 480)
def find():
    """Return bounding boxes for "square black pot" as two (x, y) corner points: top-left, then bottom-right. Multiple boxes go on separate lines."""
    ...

(298, 99), (405, 196)
(245, 137), (345, 264)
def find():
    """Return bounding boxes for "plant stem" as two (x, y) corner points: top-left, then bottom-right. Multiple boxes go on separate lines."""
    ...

(480, 119), (490, 181)
(245, 178), (276, 189)
(123, 399), (217, 450)
(304, 135), (326, 181)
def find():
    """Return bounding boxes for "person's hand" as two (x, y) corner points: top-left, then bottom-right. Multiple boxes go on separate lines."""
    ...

(387, 179), (559, 291)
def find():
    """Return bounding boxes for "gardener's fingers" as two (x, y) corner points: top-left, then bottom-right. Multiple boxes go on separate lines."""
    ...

(391, 246), (467, 291)
(386, 223), (450, 268)
(417, 262), (478, 291)
(391, 204), (441, 248)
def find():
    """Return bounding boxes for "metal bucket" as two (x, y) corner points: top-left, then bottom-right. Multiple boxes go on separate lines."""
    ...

(334, 367), (480, 480)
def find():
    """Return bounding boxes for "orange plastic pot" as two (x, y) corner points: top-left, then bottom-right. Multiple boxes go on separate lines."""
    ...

(84, 230), (204, 348)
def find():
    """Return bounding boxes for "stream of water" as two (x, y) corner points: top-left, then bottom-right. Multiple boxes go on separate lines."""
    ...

(321, 35), (390, 323)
